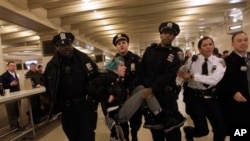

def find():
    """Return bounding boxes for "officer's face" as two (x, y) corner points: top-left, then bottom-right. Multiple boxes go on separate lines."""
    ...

(57, 43), (74, 58)
(116, 61), (127, 77)
(232, 33), (248, 54)
(116, 40), (129, 55)
(199, 38), (214, 58)
(160, 31), (175, 46)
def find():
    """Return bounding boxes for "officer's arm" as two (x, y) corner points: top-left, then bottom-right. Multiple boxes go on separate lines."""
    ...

(193, 61), (226, 85)
(151, 56), (181, 93)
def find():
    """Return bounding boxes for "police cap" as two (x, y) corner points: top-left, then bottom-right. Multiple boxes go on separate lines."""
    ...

(112, 33), (129, 46)
(159, 21), (180, 36)
(52, 32), (75, 46)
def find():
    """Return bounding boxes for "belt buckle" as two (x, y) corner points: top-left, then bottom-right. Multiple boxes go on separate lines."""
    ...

(204, 95), (212, 99)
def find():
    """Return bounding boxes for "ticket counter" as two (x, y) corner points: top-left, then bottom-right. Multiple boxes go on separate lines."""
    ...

(0, 87), (46, 141)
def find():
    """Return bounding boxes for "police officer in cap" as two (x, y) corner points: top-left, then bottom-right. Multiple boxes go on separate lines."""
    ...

(44, 32), (99, 141)
(113, 33), (142, 141)
(137, 21), (185, 141)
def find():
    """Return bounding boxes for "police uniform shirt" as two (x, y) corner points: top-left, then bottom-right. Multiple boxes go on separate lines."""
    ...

(180, 54), (226, 90)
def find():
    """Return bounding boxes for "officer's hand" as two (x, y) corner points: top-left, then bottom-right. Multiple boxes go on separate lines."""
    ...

(233, 92), (247, 102)
(108, 95), (115, 103)
(177, 70), (192, 79)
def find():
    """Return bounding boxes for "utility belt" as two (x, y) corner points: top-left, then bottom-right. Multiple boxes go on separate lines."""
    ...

(189, 87), (217, 99)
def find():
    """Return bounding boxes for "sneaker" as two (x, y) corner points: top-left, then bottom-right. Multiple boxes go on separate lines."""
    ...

(183, 126), (194, 141)
(143, 109), (163, 129)
(163, 113), (186, 133)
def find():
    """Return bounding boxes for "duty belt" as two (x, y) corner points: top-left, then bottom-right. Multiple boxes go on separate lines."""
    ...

(62, 97), (87, 107)
(189, 87), (216, 99)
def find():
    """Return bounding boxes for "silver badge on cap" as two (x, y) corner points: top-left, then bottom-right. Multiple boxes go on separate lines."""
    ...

(167, 22), (173, 28)
(60, 33), (66, 40)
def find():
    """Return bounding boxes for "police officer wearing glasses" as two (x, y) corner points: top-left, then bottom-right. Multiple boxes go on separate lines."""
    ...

(44, 32), (99, 141)
(137, 21), (186, 141)
(177, 36), (226, 141)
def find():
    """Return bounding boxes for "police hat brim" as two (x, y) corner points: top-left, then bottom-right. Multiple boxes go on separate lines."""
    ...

(114, 37), (128, 45)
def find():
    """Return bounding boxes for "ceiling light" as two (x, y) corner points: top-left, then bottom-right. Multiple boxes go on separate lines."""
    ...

(229, 24), (242, 30)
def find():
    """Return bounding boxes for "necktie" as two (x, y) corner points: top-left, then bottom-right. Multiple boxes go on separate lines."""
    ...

(202, 58), (209, 87)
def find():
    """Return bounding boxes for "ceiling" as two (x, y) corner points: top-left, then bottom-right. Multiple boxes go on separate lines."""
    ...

(0, 0), (249, 59)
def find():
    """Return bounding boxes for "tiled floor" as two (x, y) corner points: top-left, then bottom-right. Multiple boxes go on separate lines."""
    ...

(1, 92), (230, 141)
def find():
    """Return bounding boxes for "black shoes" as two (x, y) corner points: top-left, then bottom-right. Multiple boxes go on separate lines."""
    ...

(162, 113), (186, 133)
(143, 109), (163, 129)
(183, 126), (194, 141)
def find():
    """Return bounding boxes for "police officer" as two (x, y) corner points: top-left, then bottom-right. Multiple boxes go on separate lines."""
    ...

(44, 32), (99, 141)
(218, 31), (250, 140)
(137, 21), (185, 141)
(113, 33), (142, 141)
(177, 36), (226, 141)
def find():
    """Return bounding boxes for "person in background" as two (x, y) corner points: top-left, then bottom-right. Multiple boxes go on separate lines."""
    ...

(113, 33), (142, 141)
(178, 36), (226, 141)
(25, 63), (45, 124)
(0, 61), (21, 130)
(218, 31), (250, 140)
(222, 50), (229, 59)
(213, 47), (222, 58)
(44, 32), (99, 141)
(137, 21), (185, 141)
(183, 49), (193, 64)
(37, 64), (43, 74)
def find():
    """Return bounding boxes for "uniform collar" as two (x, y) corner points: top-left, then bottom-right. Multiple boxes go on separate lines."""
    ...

(233, 50), (248, 58)
(199, 54), (213, 62)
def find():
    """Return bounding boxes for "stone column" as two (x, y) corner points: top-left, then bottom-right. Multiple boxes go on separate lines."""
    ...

(0, 35), (5, 74)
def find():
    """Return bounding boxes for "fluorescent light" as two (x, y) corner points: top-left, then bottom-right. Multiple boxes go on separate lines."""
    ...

(229, 24), (242, 30)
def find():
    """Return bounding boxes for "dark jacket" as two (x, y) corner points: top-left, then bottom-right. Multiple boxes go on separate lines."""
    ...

(0, 71), (20, 92)
(44, 48), (99, 116)
(137, 43), (183, 95)
(25, 70), (44, 88)
(115, 51), (141, 93)
(88, 71), (127, 109)
(218, 51), (250, 125)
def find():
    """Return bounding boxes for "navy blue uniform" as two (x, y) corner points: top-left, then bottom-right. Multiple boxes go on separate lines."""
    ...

(44, 48), (99, 141)
(138, 43), (183, 141)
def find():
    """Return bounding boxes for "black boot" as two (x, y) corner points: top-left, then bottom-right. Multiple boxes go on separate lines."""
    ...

(131, 130), (138, 141)
(142, 107), (163, 129)
(183, 126), (194, 141)
(156, 111), (186, 133)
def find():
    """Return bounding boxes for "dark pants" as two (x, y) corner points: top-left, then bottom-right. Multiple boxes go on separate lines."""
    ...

(186, 95), (226, 141)
(30, 94), (42, 124)
(129, 109), (142, 136)
(5, 101), (20, 129)
(150, 90), (182, 141)
(150, 128), (181, 141)
(61, 101), (97, 141)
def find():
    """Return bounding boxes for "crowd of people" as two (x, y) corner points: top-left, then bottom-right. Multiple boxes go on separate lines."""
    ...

(0, 21), (249, 141)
